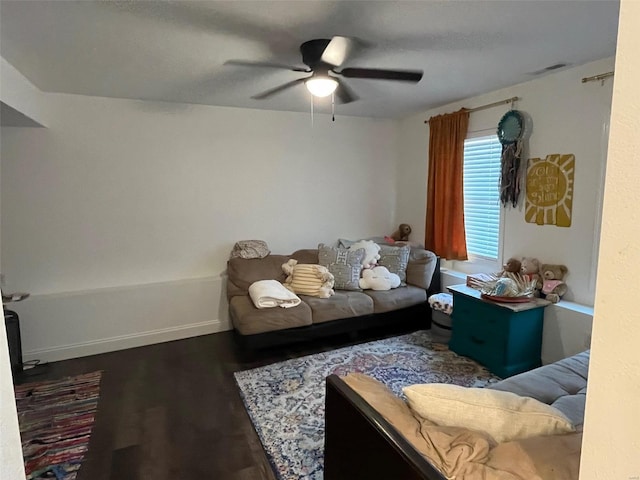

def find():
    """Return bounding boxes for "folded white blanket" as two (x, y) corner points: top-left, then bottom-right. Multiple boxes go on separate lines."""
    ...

(249, 280), (302, 309)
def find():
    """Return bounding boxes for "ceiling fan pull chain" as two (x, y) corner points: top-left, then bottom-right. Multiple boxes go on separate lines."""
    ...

(332, 92), (335, 121)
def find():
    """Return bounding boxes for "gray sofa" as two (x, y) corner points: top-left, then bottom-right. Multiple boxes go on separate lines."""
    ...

(226, 247), (440, 349)
(324, 350), (589, 479)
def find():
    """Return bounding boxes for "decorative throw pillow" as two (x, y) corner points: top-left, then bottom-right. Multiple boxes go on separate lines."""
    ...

(378, 244), (411, 284)
(318, 244), (365, 291)
(337, 238), (355, 249)
(282, 259), (334, 298)
(403, 383), (576, 443)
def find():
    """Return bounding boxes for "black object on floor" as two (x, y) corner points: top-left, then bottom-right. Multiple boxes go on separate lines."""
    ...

(4, 309), (24, 379)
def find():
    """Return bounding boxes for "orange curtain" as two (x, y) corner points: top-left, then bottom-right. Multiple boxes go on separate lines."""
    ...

(425, 108), (470, 260)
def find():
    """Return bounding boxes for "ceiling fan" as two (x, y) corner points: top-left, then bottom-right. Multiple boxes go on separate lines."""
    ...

(225, 36), (423, 104)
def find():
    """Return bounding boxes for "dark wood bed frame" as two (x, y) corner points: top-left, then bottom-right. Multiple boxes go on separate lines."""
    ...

(324, 374), (446, 480)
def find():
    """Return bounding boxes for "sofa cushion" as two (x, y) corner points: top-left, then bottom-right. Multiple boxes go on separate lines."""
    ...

(229, 295), (312, 335)
(403, 383), (576, 443)
(363, 285), (427, 313)
(489, 350), (589, 427)
(291, 249), (319, 264)
(550, 389), (586, 429)
(341, 373), (582, 480)
(227, 254), (291, 298)
(318, 244), (365, 291)
(302, 291), (374, 324)
(486, 432), (583, 480)
(378, 244), (411, 284)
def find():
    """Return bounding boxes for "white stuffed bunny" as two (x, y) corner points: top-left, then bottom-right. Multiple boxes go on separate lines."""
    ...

(348, 240), (381, 269)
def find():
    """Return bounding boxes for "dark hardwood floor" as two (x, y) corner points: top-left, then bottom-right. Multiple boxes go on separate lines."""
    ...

(16, 325), (416, 480)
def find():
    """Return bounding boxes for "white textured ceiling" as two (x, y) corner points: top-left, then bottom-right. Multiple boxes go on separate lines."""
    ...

(0, 0), (619, 118)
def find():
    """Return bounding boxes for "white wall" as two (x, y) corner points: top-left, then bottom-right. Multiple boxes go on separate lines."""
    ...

(397, 57), (614, 307)
(581, 0), (640, 476)
(0, 56), (50, 127)
(1, 93), (398, 361)
(397, 58), (614, 362)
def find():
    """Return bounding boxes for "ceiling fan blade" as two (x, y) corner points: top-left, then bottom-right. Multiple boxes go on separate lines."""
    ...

(321, 36), (353, 67)
(334, 78), (358, 104)
(251, 78), (307, 100)
(225, 60), (310, 72)
(338, 68), (423, 82)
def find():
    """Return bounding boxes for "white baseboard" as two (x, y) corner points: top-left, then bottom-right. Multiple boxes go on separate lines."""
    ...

(11, 275), (231, 363)
(23, 319), (229, 363)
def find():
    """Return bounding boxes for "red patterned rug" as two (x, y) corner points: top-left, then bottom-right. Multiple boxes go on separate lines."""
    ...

(15, 371), (102, 480)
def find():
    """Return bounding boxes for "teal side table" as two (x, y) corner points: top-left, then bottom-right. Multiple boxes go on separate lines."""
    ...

(448, 284), (550, 378)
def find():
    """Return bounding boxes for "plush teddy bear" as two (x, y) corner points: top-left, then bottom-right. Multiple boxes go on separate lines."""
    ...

(359, 266), (401, 291)
(539, 264), (568, 303)
(348, 240), (381, 269)
(520, 257), (542, 290)
(391, 223), (412, 242)
(498, 257), (522, 277)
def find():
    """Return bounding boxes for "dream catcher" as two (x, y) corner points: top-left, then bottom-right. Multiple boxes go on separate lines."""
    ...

(497, 109), (525, 207)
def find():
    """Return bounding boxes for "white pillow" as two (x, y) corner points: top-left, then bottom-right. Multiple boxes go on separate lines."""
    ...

(403, 383), (575, 443)
(282, 260), (334, 298)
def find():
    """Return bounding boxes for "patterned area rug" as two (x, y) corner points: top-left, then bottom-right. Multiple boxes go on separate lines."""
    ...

(15, 371), (102, 480)
(234, 330), (499, 480)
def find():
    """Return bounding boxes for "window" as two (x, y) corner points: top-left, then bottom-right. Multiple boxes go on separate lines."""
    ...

(463, 135), (502, 262)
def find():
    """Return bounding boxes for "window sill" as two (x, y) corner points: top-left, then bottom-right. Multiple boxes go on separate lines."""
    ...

(439, 268), (594, 315)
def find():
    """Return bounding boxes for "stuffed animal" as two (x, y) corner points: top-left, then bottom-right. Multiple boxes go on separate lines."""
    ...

(539, 264), (568, 303)
(498, 257), (522, 277)
(359, 266), (401, 291)
(348, 240), (381, 269)
(391, 224), (412, 242)
(520, 257), (542, 290)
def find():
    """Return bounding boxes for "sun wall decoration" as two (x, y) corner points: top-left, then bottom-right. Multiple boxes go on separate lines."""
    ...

(525, 154), (575, 227)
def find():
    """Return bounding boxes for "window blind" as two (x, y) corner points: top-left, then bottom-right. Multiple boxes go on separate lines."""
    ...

(463, 135), (502, 260)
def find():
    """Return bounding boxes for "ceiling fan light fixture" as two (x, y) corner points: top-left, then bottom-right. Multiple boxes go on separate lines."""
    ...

(305, 76), (338, 97)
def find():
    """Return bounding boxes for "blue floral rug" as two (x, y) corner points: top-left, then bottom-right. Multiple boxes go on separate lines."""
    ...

(234, 330), (500, 480)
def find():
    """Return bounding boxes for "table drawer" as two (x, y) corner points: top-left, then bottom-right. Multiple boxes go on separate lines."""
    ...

(451, 321), (507, 362)
(451, 293), (509, 365)
(452, 295), (510, 336)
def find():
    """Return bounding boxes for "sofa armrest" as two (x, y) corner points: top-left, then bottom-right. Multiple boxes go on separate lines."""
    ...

(406, 249), (439, 293)
(226, 254), (291, 299)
